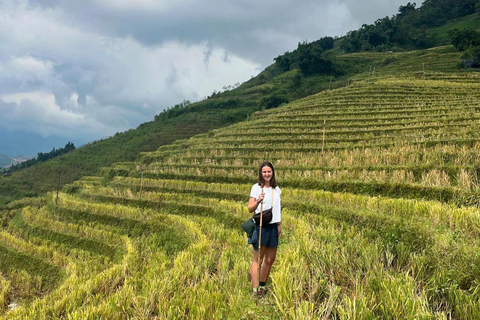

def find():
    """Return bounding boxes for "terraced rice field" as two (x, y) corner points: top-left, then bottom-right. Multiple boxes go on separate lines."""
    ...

(2, 74), (480, 319)
(342, 46), (480, 83)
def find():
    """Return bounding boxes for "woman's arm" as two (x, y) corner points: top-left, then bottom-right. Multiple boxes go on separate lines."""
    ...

(248, 192), (264, 213)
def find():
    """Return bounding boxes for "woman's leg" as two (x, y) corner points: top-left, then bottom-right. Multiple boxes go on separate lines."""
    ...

(251, 248), (264, 289)
(259, 246), (277, 283)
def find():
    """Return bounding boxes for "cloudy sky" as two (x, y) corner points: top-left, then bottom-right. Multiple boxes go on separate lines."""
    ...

(0, 0), (407, 155)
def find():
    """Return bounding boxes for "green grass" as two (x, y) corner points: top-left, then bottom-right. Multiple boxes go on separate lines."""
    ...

(9, 213), (120, 261)
(0, 243), (62, 295)
(428, 13), (480, 45)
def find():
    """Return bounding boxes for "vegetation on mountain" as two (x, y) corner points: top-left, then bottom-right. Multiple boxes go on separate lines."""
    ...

(274, 37), (337, 75)
(448, 28), (480, 67)
(339, 0), (480, 53)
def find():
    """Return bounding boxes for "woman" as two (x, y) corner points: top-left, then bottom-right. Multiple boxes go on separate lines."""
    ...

(247, 161), (282, 296)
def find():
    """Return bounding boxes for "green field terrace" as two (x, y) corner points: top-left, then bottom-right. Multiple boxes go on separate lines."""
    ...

(2, 47), (480, 319)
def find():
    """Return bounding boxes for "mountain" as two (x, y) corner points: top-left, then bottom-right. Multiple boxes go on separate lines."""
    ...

(2, 2), (480, 318)
(0, 127), (75, 156)
(0, 155), (11, 168)
(0, 154), (30, 169)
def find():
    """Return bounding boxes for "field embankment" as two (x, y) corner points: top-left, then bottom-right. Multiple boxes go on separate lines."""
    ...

(2, 55), (480, 318)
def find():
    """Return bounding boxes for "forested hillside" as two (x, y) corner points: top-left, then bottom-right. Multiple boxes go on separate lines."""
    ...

(340, 0), (480, 52)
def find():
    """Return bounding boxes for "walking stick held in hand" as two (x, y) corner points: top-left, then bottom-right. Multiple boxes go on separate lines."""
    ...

(257, 188), (264, 290)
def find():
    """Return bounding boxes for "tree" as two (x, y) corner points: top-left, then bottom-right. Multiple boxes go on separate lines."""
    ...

(260, 93), (289, 110)
(341, 31), (363, 53)
(64, 142), (76, 152)
(448, 28), (480, 68)
(448, 29), (480, 51)
(297, 42), (336, 75)
(397, 2), (416, 19)
(315, 36), (334, 50)
(3, 141), (77, 175)
(367, 30), (387, 47)
(274, 54), (292, 71)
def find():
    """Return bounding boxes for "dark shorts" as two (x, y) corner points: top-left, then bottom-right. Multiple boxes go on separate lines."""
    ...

(248, 223), (279, 251)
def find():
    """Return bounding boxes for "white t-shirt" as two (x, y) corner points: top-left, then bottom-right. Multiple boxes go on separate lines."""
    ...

(250, 184), (281, 224)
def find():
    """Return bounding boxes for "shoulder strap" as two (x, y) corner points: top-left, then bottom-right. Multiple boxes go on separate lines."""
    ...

(271, 188), (274, 209)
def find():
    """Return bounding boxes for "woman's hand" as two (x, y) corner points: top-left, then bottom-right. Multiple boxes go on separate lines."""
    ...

(257, 192), (265, 204)
(248, 192), (264, 213)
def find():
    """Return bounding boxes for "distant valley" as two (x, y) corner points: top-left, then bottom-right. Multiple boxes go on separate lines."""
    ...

(0, 154), (30, 168)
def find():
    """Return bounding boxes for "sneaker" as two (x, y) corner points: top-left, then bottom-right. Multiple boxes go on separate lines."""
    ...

(257, 287), (267, 297)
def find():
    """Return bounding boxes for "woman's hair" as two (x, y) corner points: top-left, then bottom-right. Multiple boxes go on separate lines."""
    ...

(257, 161), (277, 188)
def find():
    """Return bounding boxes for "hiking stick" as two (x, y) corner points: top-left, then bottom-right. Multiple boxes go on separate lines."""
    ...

(257, 189), (264, 289)
(322, 120), (326, 154)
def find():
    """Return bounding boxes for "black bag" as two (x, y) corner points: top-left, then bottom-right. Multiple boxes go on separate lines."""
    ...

(253, 208), (272, 225)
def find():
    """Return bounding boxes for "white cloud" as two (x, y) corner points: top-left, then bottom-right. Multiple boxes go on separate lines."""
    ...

(0, 0), (260, 144)
(0, 91), (120, 139)
(2, 91), (57, 108)
(98, 0), (189, 12)
(7, 55), (54, 79)
(92, 38), (260, 108)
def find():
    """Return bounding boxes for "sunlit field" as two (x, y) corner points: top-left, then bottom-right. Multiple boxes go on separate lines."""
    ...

(2, 55), (480, 319)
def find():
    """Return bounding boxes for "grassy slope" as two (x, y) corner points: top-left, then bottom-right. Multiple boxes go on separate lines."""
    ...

(428, 12), (480, 45)
(2, 46), (480, 318)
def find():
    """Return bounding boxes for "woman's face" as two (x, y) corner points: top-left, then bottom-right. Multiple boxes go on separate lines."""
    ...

(261, 166), (273, 183)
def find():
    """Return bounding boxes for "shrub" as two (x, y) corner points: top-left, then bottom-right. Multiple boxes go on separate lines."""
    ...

(260, 93), (289, 110)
